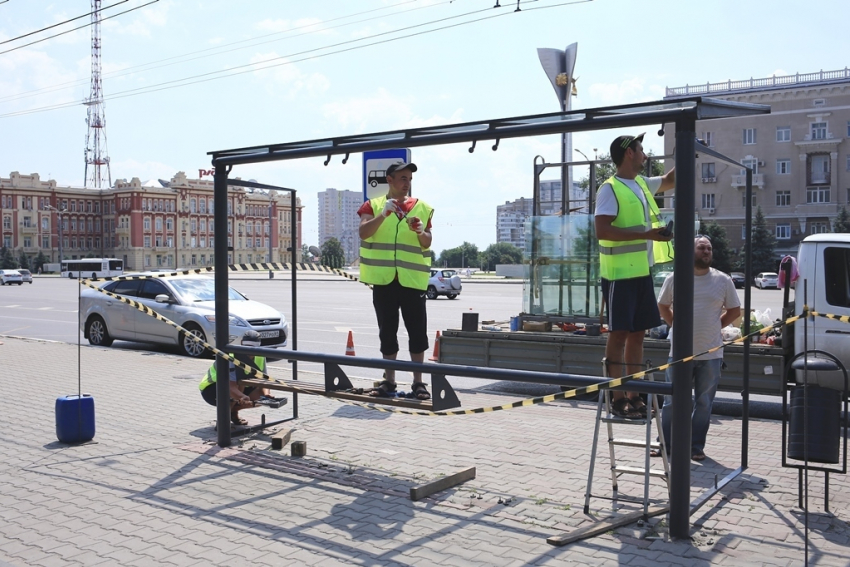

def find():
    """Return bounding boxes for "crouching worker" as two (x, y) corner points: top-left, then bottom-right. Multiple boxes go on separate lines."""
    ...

(198, 330), (286, 425)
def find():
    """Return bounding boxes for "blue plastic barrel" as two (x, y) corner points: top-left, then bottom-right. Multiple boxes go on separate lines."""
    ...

(55, 394), (96, 444)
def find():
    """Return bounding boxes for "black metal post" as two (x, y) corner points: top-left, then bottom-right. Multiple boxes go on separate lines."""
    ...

(741, 169), (753, 467)
(669, 120), (696, 539)
(290, 189), (298, 417)
(214, 167), (231, 447)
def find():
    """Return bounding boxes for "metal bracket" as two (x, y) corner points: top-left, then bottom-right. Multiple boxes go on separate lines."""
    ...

(431, 373), (461, 411)
(492, 139), (500, 151)
(468, 140), (476, 153)
(324, 363), (353, 391)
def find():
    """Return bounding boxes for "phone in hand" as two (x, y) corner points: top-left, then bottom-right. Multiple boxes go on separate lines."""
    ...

(659, 220), (674, 237)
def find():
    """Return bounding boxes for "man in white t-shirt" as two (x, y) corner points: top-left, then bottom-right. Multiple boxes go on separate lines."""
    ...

(595, 133), (675, 418)
(655, 236), (741, 461)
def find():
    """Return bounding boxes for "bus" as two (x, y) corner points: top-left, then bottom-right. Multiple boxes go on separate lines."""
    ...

(60, 258), (124, 279)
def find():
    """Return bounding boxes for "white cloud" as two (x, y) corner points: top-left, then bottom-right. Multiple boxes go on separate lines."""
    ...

(102, 0), (171, 38)
(110, 158), (180, 185)
(249, 52), (330, 98)
(584, 77), (665, 108)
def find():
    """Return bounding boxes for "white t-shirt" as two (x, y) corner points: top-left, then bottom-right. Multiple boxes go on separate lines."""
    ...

(657, 268), (741, 360)
(595, 176), (663, 265)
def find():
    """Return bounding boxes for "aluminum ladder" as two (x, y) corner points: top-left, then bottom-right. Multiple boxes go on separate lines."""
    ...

(584, 359), (670, 519)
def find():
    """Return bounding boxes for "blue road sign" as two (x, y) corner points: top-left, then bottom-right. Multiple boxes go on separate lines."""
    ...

(362, 148), (411, 201)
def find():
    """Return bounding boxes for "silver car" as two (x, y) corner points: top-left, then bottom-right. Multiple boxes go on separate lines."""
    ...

(80, 274), (288, 358)
(426, 269), (462, 299)
(0, 270), (23, 285)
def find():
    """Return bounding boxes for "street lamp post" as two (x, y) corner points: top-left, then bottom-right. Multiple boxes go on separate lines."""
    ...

(268, 190), (275, 279)
(45, 204), (66, 265)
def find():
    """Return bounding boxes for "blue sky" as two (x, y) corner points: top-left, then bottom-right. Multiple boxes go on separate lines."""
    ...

(1, 0), (848, 254)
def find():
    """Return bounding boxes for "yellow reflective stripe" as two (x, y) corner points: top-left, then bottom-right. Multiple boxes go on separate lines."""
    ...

(599, 243), (647, 255)
(395, 243), (428, 256)
(360, 258), (396, 268)
(396, 260), (430, 273)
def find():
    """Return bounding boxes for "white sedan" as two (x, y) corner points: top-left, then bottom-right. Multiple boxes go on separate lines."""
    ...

(79, 274), (288, 357)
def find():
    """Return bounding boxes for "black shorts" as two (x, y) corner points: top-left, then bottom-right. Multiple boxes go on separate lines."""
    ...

(201, 383), (256, 406)
(372, 280), (429, 355)
(601, 275), (661, 333)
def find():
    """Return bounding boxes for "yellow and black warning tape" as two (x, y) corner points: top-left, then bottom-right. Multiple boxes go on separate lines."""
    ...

(78, 264), (850, 417)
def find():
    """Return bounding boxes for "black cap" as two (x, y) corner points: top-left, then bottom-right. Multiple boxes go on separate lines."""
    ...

(385, 161), (418, 176)
(241, 330), (261, 347)
(609, 133), (645, 166)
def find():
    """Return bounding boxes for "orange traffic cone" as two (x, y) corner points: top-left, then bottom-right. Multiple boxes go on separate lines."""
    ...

(345, 330), (356, 356)
(429, 330), (441, 361)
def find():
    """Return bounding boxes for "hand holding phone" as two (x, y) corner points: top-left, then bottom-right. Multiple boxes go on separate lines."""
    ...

(659, 220), (674, 237)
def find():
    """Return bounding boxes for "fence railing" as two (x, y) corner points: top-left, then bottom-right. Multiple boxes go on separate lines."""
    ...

(667, 68), (850, 97)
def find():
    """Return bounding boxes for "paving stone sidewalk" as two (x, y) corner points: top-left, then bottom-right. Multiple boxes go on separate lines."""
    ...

(1, 336), (848, 566)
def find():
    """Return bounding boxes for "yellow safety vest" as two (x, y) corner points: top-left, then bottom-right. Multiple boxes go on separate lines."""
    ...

(598, 176), (673, 280)
(360, 196), (433, 290)
(198, 355), (266, 390)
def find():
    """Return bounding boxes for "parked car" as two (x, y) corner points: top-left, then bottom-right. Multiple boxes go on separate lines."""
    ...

(427, 269), (462, 299)
(80, 273), (288, 358)
(0, 270), (23, 285)
(730, 272), (746, 289)
(17, 269), (33, 283)
(753, 272), (779, 289)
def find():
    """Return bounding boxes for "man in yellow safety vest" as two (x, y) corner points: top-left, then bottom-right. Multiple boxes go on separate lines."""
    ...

(357, 160), (434, 400)
(594, 133), (675, 418)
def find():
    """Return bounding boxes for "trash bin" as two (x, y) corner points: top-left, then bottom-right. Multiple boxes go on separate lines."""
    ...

(787, 385), (840, 464)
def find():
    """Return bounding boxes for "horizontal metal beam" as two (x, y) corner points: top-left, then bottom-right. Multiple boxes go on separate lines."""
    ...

(228, 345), (673, 395)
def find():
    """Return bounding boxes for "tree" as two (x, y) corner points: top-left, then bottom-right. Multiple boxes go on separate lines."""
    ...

(33, 251), (49, 273)
(0, 247), (18, 269)
(481, 242), (523, 271)
(698, 220), (734, 274)
(833, 206), (850, 233)
(17, 250), (30, 270)
(738, 206), (776, 273)
(438, 242), (479, 269)
(320, 238), (345, 269)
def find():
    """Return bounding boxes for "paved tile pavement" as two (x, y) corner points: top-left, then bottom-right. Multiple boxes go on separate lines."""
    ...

(1, 336), (849, 566)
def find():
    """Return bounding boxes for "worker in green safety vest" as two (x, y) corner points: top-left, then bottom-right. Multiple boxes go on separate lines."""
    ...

(357, 160), (434, 401)
(594, 133), (675, 419)
(198, 330), (286, 425)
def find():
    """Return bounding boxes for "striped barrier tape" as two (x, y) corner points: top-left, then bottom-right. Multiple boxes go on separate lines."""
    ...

(78, 267), (849, 417)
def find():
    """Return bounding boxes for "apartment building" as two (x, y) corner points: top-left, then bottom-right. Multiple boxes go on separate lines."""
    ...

(317, 188), (362, 264)
(664, 68), (850, 258)
(0, 171), (303, 270)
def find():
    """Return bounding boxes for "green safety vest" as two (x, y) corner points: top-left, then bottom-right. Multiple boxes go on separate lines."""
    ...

(360, 196), (433, 290)
(198, 355), (266, 390)
(597, 175), (673, 280)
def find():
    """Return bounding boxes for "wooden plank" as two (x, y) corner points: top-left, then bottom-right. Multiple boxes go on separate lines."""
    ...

(410, 467), (476, 501)
(239, 378), (436, 411)
(546, 504), (669, 546)
(270, 428), (293, 451)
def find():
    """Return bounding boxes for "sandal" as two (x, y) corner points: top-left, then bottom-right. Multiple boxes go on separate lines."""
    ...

(368, 380), (397, 398)
(231, 413), (248, 426)
(610, 397), (641, 419)
(410, 382), (431, 401)
(628, 397), (650, 417)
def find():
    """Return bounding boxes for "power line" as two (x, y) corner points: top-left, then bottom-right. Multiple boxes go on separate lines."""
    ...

(0, 0), (129, 46)
(0, 0), (432, 105)
(0, 0), (589, 119)
(0, 0), (159, 56)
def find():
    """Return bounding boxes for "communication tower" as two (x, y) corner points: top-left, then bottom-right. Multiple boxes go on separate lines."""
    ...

(83, 0), (112, 189)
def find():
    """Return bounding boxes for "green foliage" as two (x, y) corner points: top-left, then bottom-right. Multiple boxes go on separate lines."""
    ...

(33, 251), (49, 273)
(0, 247), (18, 269)
(833, 206), (850, 233)
(481, 242), (523, 271)
(320, 237), (345, 269)
(437, 242), (479, 269)
(17, 250), (30, 270)
(737, 206), (776, 273)
(698, 221), (734, 274)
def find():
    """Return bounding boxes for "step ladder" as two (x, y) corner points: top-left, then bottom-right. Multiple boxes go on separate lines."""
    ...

(584, 358), (670, 519)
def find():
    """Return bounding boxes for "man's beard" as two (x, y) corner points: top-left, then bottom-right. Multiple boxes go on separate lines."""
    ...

(695, 257), (712, 269)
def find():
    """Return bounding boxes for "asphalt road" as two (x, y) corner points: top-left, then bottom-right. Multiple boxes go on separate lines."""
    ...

(0, 273), (790, 391)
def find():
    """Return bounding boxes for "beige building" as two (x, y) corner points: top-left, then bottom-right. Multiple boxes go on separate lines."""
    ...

(317, 188), (362, 264)
(664, 68), (850, 258)
(0, 171), (303, 271)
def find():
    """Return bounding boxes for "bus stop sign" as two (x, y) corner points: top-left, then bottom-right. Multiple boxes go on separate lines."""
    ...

(362, 148), (411, 201)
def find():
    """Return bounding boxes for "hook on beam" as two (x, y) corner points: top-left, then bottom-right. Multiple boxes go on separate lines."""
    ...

(342, 153), (350, 165)
(324, 155), (332, 166)
(468, 140), (477, 154)
(492, 139), (500, 152)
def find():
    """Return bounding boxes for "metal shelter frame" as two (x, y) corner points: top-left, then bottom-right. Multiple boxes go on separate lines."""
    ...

(209, 96), (770, 539)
